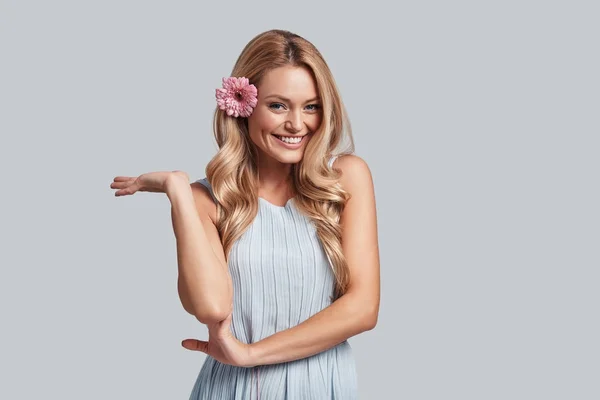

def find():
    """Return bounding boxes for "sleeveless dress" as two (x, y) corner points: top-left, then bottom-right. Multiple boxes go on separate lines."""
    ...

(188, 155), (358, 400)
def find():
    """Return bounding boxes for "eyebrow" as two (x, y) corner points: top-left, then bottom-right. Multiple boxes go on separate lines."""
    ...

(264, 95), (321, 103)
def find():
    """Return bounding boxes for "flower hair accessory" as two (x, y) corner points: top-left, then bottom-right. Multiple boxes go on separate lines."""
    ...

(215, 77), (258, 118)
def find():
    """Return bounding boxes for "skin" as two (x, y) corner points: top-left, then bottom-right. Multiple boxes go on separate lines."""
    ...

(111, 66), (380, 370)
(247, 64), (323, 204)
(180, 155), (380, 369)
(180, 67), (380, 369)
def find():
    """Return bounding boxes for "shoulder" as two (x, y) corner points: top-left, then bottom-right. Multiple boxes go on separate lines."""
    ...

(190, 179), (218, 224)
(332, 154), (374, 201)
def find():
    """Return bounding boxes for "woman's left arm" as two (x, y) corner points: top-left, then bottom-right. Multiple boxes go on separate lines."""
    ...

(250, 155), (381, 366)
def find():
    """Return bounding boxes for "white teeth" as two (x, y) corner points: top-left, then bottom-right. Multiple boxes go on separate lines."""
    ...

(276, 135), (303, 144)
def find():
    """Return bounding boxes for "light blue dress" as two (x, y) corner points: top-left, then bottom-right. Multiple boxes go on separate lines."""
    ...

(188, 155), (358, 400)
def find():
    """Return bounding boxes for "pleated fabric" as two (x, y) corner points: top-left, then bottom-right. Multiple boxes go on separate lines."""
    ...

(188, 155), (357, 400)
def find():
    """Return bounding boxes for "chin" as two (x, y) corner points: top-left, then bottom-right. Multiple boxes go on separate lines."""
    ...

(277, 152), (304, 163)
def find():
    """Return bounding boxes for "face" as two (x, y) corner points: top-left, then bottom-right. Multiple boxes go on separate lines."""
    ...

(247, 65), (322, 164)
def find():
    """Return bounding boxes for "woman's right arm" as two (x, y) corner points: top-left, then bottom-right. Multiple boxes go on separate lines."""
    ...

(165, 175), (233, 325)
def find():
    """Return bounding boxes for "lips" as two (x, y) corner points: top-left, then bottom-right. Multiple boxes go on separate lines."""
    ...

(272, 134), (307, 140)
(273, 134), (305, 143)
(271, 133), (309, 148)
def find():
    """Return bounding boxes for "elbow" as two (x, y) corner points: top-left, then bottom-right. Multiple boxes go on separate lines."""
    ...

(194, 303), (232, 325)
(362, 307), (379, 331)
(362, 315), (377, 331)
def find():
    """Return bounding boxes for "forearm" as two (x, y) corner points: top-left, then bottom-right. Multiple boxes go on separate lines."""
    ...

(167, 178), (232, 323)
(250, 292), (375, 366)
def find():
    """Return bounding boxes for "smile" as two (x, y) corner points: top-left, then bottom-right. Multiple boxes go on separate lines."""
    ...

(273, 134), (306, 144)
(272, 133), (309, 149)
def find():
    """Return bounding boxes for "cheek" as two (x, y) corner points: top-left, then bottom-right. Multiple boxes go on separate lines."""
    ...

(308, 114), (323, 131)
(252, 110), (281, 132)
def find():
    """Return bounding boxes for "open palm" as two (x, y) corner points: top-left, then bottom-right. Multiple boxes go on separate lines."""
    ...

(110, 170), (188, 196)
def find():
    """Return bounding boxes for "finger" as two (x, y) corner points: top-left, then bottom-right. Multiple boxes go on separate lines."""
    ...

(114, 181), (142, 196)
(113, 176), (136, 182)
(110, 181), (133, 189)
(114, 185), (138, 196)
(181, 339), (208, 353)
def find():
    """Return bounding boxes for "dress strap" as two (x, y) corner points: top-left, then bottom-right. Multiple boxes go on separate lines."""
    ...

(194, 178), (218, 204)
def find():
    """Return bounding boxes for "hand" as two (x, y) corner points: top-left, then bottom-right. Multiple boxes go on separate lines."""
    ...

(181, 313), (256, 368)
(110, 170), (189, 196)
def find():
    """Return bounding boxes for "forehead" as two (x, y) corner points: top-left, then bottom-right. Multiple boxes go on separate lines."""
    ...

(258, 66), (318, 100)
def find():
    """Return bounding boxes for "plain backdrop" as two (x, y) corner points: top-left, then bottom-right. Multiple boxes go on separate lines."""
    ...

(1, 1), (598, 399)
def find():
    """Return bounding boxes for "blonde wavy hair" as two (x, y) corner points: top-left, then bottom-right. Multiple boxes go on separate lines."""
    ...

(205, 29), (355, 302)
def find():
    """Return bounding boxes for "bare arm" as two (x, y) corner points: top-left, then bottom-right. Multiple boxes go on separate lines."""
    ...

(250, 292), (375, 365)
(166, 175), (233, 325)
(250, 155), (380, 365)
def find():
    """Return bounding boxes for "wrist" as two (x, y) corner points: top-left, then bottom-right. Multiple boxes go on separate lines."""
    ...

(248, 342), (262, 367)
(165, 174), (192, 200)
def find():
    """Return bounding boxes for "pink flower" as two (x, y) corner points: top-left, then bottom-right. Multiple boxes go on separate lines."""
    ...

(215, 77), (258, 118)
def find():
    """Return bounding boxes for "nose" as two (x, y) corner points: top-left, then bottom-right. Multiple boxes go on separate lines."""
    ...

(285, 109), (303, 133)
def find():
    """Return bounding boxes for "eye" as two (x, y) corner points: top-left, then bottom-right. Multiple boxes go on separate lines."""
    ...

(269, 103), (285, 110)
(268, 103), (321, 111)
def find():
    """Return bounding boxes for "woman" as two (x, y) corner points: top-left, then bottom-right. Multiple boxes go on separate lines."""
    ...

(111, 29), (380, 400)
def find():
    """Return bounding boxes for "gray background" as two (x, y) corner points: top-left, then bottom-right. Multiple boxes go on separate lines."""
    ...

(1, 1), (598, 399)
